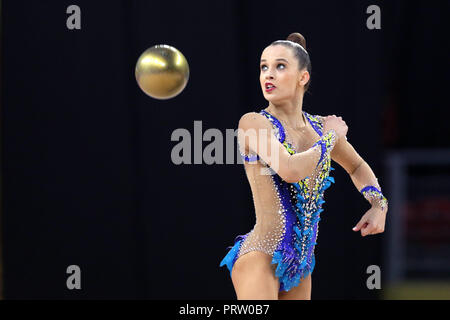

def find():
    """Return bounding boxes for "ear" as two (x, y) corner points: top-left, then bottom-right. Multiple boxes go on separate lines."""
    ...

(298, 70), (310, 87)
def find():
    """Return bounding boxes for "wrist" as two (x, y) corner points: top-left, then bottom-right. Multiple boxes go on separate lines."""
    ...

(372, 202), (388, 213)
(361, 185), (388, 212)
(323, 129), (337, 149)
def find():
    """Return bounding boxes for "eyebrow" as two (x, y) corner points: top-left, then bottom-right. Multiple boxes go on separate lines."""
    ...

(260, 58), (289, 63)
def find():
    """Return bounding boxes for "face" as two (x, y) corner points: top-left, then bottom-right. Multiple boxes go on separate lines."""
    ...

(260, 45), (309, 102)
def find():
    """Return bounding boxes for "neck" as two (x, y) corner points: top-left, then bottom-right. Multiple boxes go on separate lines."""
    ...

(266, 97), (306, 128)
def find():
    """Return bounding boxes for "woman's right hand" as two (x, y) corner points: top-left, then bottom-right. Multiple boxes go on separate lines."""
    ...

(322, 115), (348, 142)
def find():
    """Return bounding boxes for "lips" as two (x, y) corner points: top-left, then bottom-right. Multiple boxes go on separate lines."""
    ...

(265, 82), (276, 92)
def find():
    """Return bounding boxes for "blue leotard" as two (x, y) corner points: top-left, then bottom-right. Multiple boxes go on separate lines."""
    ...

(220, 108), (336, 292)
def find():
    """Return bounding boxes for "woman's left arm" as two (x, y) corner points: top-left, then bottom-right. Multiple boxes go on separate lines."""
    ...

(330, 133), (389, 237)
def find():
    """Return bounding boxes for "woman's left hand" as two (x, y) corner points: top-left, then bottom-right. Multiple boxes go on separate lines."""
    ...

(352, 206), (387, 237)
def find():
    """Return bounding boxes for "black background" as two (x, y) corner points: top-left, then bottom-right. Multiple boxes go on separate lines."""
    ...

(1, 0), (449, 299)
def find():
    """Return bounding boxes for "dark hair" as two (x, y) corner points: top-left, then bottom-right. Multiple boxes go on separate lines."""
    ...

(270, 32), (312, 92)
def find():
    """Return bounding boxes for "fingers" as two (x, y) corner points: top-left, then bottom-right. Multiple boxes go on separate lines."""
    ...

(361, 224), (374, 237)
(352, 219), (366, 232)
(359, 223), (385, 237)
(325, 115), (346, 123)
(353, 218), (373, 236)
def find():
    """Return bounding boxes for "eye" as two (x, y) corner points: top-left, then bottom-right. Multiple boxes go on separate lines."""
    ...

(260, 63), (285, 71)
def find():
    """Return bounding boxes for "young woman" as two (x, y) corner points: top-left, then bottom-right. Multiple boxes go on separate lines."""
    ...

(220, 32), (388, 300)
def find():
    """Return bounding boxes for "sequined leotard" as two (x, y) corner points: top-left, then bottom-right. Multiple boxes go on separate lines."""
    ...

(220, 108), (337, 292)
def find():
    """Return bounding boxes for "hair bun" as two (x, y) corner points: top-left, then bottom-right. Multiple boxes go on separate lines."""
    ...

(286, 32), (306, 50)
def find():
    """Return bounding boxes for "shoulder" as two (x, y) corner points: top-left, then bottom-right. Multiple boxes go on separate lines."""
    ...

(305, 111), (325, 121)
(305, 111), (325, 128)
(238, 111), (272, 131)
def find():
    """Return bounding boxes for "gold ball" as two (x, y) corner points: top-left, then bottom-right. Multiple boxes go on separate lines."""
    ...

(135, 44), (189, 100)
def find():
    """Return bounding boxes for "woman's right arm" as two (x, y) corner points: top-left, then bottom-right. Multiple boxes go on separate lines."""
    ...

(238, 112), (338, 183)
